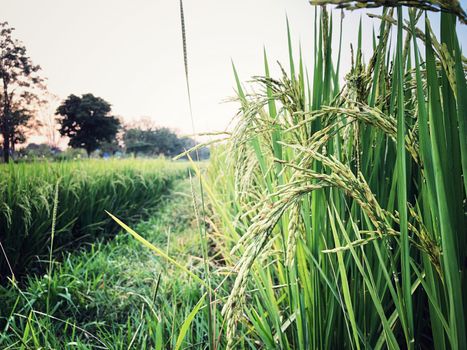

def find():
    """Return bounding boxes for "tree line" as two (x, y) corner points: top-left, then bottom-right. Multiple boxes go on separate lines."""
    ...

(0, 21), (207, 162)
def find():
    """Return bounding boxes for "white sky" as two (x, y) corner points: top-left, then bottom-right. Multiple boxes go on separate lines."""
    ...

(1, 0), (466, 139)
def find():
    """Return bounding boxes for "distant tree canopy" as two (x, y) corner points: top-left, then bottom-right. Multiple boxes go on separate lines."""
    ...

(56, 94), (121, 156)
(123, 126), (208, 159)
(0, 21), (44, 162)
(20, 142), (60, 158)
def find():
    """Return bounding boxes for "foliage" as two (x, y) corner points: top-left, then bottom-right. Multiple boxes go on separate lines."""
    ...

(7, 109), (34, 147)
(0, 159), (188, 282)
(53, 147), (88, 161)
(200, 5), (466, 349)
(19, 143), (61, 159)
(310, 0), (467, 23)
(0, 180), (206, 349)
(56, 94), (121, 156)
(123, 126), (209, 159)
(98, 140), (122, 157)
(0, 21), (44, 163)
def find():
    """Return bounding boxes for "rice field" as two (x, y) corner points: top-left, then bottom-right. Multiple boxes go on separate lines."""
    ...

(0, 159), (188, 282)
(0, 178), (205, 349)
(1, 1), (466, 349)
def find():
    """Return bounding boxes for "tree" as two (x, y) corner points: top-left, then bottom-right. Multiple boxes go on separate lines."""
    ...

(98, 140), (122, 157)
(20, 142), (60, 159)
(123, 125), (209, 159)
(123, 127), (182, 157)
(0, 22), (44, 162)
(123, 128), (153, 156)
(8, 108), (34, 150)
(56, 93), (121, 156)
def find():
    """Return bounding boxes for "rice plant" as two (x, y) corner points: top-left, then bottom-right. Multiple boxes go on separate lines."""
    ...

(0, 159), (188, 282)
(203, 2), (466, 348)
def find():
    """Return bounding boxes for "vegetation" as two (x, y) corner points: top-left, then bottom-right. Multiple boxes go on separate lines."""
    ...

(19, 142), (61, 158)
(198, 3), (466, 349)
(0, 1), (465, 349)
(0, 180), (205, 349)
(123, 126), (209, 159)
(0, 21), (44, 163)
(56, 94), (121, 157)
(0, 159), (188, 282)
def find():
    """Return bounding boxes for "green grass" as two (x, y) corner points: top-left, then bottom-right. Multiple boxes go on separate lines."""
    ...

(0, 159), (188, 282)
(0, 179), (207, 349)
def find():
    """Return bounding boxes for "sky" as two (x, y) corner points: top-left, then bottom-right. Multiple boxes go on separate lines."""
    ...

(1, 0), (466, 140)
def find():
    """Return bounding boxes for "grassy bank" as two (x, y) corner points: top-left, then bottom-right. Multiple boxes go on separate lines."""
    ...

(0, 159), (188, 281)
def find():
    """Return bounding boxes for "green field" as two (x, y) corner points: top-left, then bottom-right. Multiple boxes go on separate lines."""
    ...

(1, 2), (466, 349)
(1, 174), (206, 349)
(0, 159), (188, 280)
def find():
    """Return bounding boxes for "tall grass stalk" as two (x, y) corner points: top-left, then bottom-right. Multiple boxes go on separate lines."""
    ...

(46, 180), (60, 317)
(179, 1), (216, 348)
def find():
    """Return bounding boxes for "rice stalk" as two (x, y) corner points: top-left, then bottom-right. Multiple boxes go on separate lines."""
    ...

(205, 3), (465, 348)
